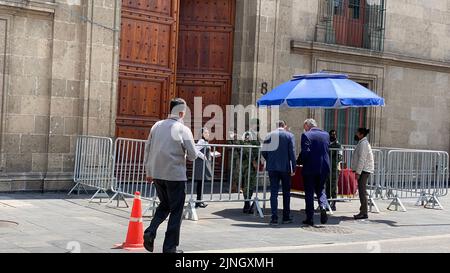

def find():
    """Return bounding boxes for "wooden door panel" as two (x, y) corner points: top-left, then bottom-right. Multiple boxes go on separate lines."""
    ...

(122, 0), (173, 16)
(178, 81), (226, 135)
(117, 0), (180, 140)
(180, 0), (234, 25)
(118, 78), (164, 118)
(177, 30), (232, 73)
(177, 79), (229, 113)
(177, 0), (235, 138)
(120, 18), (172, 69)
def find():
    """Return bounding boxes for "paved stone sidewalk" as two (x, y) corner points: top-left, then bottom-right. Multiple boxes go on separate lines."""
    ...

(1, 192), (450, 253)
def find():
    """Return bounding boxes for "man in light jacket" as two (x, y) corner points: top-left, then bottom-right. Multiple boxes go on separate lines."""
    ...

(351, 127), (375, 220)
(143, 98), (204, 253)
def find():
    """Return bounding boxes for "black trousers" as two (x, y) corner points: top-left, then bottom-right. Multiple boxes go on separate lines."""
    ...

(358, 172), (370, 215)
(144, 179), (186, 253)
(195, 179), (210, 201)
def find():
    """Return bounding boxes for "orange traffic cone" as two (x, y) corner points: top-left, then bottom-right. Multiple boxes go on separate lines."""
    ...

(115, 191), (144, 250)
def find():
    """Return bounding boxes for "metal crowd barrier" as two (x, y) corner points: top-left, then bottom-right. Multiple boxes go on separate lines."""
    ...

(385, 150), (449, 211)
(182, 143), (269, 221)
(181, 144), (269, 220)
(68, 136), (114, 202)
(105, 139), (268, 220)
(107, 138), (157, 210)
(326, 147), (384, 213)
(71, 135), (450, 216)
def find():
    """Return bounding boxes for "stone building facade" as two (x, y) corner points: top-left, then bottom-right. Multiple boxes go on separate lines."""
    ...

(0, 0), (449, 191)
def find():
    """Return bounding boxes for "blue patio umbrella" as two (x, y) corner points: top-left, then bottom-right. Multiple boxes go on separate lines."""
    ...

(257, 73), (385, 108)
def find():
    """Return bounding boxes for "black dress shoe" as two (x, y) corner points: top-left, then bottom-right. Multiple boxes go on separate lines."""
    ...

(269, 219), (279, 226)
(302, 219), (314, 226)
(164, 249), (184, 253)
(320, 209), (328, 224)
(354, 213), (368, 220)
(243, 202), (250, 213)
(143, 233), (155, 253)
(195, 202), (208, 208)
(247, 203), (255, 214)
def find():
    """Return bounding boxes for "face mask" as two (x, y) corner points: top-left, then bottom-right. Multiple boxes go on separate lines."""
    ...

(330, 136), (337, 142)
(354, 135), (360, 142)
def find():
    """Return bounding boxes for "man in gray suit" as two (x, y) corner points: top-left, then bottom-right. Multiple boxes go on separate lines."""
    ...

(143, 98), (203, 253)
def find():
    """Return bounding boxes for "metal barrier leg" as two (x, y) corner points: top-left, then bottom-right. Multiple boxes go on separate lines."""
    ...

(415, 191), (428, 206)
(67, 183), (78, 196)
(150, 200), (156, 217)
(106, 192), (117, 206)
(68, 182), (89, 196)
(375, 187), (383, 199)
(106, 191), (129, 208)
(88, 189), (110, 204)
(325, 201), (334, 215)
(143, 199), (158, 217)
(316, 202), (334, 215)
(386, 189), (394, 198)
(368, 197), (380, 213)
(252, 197), (264, 218)
(387, 196), (407, 212)
(183, 199), (198, 221)
(146, 199), (158, 217)
(424, 193), (444, 210)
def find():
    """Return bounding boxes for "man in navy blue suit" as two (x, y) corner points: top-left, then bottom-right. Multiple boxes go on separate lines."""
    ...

(262, 120), (296, 226)
(298, 119), (330, 226)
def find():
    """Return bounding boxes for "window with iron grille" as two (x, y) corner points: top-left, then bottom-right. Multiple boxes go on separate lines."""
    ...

(321, 0), (386, 51)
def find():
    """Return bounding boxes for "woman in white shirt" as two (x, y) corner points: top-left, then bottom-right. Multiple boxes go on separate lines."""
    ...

(194, 128), (220, 208)
(351, 127), (375, 220)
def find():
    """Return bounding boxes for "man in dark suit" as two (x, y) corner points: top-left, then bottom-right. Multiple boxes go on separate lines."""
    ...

(262, 120), (296, 226)
(298, 119), (330, 226)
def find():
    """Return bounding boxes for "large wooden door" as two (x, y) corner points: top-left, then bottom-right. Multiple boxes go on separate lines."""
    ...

(177, 0), (235, 138)
(117, 0), (180, 139)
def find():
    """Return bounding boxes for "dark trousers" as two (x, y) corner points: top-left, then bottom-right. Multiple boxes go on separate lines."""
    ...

(195, 180), (207, 201)
(358, 172), (370, 215)
(243, 189), (254, 211)
(326, 169), (338, 200)
(269, 171), (291, 221)
(144, 179), (186, 253)
(303, 174), (329, 220)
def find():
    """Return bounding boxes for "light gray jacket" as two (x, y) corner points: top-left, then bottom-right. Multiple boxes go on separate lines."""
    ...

(351, 137), (375, 175)
(144, 117), (203, 181)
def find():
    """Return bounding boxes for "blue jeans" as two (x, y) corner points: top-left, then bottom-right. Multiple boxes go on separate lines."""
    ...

(269, 171), (291, 221)
(303, 174), (329, 221)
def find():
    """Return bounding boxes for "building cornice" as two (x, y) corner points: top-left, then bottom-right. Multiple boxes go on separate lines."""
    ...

(0, 0), (55, 14)
(291, 40), (450, 73)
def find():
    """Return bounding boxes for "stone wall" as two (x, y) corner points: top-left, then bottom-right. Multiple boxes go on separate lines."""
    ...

(0, 0), (119, 191)
(0, 0), (449, 191)
(240, 0), (450, 152)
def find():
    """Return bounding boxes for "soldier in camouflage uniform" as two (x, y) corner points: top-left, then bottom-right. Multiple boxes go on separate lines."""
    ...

(228, 119), (261, 214)
(328, 130), (343, 211)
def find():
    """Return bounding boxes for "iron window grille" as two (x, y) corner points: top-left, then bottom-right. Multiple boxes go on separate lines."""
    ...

(320, 0), (386, 51)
